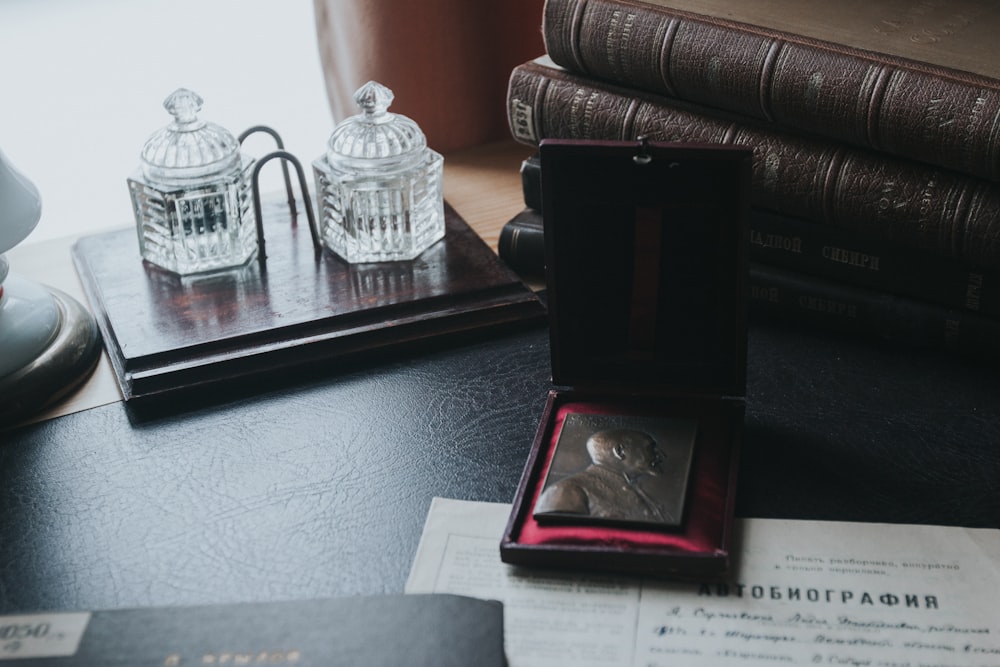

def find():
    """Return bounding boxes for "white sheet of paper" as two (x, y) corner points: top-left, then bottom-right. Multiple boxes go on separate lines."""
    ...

(405, 498), (1000, 667)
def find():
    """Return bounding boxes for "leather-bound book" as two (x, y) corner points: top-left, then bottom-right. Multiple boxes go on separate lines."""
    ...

(495, 207), (1000, 364)
(542, 0), (1000, 183)
(513, 151), (1000, 317)
(749, 263), (1000, 366)
(498, 208), (546, 281)
(507, 57), (1000, 271)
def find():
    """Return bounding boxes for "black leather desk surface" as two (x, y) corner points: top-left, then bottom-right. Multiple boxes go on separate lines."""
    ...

(2, 321), (998, 614)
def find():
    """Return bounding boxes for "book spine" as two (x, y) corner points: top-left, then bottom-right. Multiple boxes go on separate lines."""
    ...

(508, 60), (1000, 271)
(542, 0), (1000, 183)
(749, 263), (1000, 365)
(495, 207), (1000, 361)
(498, 208), (547, 280)
(520, 155), (544, 211)
(749, 210), (1000, 317)
(502, 183), (1000, 316)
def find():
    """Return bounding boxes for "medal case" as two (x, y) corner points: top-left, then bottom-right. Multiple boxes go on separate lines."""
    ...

(501, 139), (751, 579)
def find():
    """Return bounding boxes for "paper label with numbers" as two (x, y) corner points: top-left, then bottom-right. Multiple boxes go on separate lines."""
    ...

(0, 613), (90, 660)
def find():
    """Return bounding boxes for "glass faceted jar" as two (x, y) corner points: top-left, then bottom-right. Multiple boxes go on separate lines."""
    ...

(128, 88), (257, 275)
(313, 81), (445, 263)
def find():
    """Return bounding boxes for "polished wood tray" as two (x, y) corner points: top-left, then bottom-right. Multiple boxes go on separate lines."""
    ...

(73, 201), (543, 400)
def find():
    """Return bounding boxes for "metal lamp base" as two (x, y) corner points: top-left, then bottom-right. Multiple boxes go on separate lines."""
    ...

(0, 274), (102, 425)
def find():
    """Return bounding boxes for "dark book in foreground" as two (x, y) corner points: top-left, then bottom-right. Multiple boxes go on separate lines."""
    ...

(497, 207), (1000, 364)
(0, 594), (506, 666)
(518, 152), (1000, 317)
(508, 57), (1000, 271)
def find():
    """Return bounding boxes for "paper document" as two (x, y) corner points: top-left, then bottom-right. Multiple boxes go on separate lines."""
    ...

(406, 498), (1000, 667)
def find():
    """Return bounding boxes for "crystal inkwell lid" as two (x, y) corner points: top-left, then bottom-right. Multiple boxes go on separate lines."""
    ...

(324, 81), (427, 172)
(139, 88), (242, 184)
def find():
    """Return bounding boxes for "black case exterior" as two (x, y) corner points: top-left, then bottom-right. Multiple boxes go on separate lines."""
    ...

(0, 595), (505, 666)
(501, 139), (752, 579)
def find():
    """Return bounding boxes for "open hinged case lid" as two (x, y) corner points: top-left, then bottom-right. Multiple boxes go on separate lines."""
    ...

(501, 139), (752, 579)
(544, 139), (750, 398)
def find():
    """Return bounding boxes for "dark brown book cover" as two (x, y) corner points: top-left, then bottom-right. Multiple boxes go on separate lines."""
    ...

(543, 0), (1000, 183)
(507, 57), (1000, 271)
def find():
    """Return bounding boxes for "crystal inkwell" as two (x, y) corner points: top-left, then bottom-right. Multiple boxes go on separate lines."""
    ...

(128, 88), (257, 275)
(312, 81), (445, 263)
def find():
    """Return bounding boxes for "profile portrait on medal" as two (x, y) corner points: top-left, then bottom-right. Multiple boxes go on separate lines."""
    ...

(533, 413), (698, 529)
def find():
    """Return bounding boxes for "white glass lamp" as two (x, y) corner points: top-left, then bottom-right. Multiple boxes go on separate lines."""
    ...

(0, 149), (101, 423)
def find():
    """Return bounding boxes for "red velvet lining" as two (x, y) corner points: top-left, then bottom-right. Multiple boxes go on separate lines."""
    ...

(514, 399), (732, 555)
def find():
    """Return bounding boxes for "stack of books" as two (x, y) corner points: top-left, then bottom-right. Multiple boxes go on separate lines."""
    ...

(500, 0), (1000, 363)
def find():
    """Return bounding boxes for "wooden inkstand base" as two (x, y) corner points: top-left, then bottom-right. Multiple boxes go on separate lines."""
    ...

(72, 200), (544, 401)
